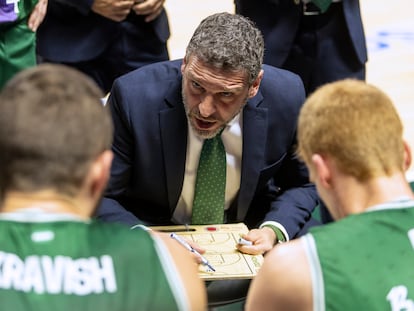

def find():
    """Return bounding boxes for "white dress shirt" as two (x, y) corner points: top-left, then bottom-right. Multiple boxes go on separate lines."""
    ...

(172, 113), (243, 224)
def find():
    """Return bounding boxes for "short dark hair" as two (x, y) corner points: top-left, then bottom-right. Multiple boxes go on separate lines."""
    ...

(185, 12), (264, 85)
(0, 64), (113, 198)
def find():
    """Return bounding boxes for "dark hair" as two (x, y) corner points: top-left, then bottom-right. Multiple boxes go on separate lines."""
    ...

(185, 12), (264, 85)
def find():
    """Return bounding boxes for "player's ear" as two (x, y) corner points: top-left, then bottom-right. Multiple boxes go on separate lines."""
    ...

(403, 140), (412, 171)
(312, 154), (332, 189)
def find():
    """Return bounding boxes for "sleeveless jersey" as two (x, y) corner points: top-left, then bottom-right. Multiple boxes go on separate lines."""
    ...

(302, 200), (414, 311)
(0, 211), (190, 311)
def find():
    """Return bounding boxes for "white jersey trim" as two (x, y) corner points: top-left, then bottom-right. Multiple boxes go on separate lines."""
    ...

(365, 198), (414, 213)
(0, 209), (87, 223)
(302, 234), (325, 311)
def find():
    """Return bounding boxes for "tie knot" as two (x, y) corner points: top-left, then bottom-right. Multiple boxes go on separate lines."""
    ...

(207, 128), (224, 141)
(203, 132), (224, 152)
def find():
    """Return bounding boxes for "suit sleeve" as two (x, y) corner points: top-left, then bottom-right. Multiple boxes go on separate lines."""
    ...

(266, 143), (320, 239)
(95, 79), (142, 226)
(261, 70), (320, 238)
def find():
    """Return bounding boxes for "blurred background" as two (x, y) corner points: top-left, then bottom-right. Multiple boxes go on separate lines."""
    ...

(164, 0), (414, 174)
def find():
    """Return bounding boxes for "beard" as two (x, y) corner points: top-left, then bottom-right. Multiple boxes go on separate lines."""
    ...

(182, 86), (247, 140)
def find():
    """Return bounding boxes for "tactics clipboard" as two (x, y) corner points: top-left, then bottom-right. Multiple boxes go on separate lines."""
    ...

(150, 223), (264, 280)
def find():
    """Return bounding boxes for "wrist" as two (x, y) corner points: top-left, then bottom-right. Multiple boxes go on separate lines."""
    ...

(261, 224), (287, 245)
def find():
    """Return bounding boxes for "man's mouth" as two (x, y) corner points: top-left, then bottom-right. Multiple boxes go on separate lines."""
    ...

(195, 117), (216, 129)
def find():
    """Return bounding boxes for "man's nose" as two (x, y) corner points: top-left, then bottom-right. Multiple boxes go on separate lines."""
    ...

(198, 94), (216, 117)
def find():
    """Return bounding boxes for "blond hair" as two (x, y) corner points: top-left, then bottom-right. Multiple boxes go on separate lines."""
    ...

(297, 79), (404, 181)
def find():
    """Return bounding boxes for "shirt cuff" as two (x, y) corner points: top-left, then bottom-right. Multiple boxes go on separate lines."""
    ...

(260, 221), (290, 244)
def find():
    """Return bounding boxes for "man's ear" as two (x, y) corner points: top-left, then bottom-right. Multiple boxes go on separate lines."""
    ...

(247, 69), (264, 98)
(311, 154), (332, 188)
(181, 57), (187, 74)
(403, 140), (412, 171)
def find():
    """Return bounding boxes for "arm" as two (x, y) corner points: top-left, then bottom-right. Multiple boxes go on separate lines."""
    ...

(245, 238), (313, 311)
(239, 69), (319, 254)
(239, 140), (319, 254)
(97, 197), (141, 226)
(28, 0), (48, 31)
(264, 146), (319, 237)
(152, 232), (207, 311)
(96, 83), (140, 226)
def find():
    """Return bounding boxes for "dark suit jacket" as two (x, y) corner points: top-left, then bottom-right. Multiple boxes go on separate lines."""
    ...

(235, 0), (367, 67)
(97, 59), (319, 239)
(36, 0), (170, 62)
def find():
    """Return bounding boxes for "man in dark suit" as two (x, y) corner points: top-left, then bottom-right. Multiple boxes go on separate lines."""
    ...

(36, 0), (170, 94)
(98, 11), (320, 307)
(235, 0), (367, 95)
(98, 11), (319, 253)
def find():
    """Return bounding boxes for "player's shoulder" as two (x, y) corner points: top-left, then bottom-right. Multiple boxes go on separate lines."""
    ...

(88, 220), (153, 245)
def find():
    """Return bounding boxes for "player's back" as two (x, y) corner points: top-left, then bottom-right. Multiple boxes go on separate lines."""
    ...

(0, 212), (185, 311)
(305, 203), (414, 310)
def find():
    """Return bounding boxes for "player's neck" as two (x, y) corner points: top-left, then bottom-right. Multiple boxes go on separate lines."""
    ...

(344, 172), (414, 215)
(1, 190), (89, 219)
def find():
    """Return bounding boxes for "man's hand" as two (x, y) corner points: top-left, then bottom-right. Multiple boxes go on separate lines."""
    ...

(132, 0), (165, 22)
(92, 0), (135, 22)
(235, 227), (276, 255)
(28, 0), (48, 31)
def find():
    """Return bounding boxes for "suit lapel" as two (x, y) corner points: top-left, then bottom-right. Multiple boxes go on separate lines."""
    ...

(160, 82), (188, 210)
(237, 96), (268, 221)
(159, 79), (269, 219)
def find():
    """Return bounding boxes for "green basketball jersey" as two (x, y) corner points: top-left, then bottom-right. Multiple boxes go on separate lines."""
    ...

(303, 200), (414, 311)
(0, 211), (190, 311)
(0, 0), (39, 89)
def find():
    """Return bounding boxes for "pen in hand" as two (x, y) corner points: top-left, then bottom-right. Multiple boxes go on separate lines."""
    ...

(238, 237), (253, 246)
(170, 232), (216, 272)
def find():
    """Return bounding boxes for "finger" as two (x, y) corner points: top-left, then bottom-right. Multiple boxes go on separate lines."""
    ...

(238, 237), (253, 246)
(144, 6), (163, 22)
(28, 0), (47, 31)
(133, 0), (161, 15)
(27, 11), (38, 31)
(236, 243), (264, 255)
(114, 1), (135, 11)
(187, 241), (206, 254)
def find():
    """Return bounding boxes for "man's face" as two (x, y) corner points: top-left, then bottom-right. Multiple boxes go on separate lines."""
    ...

(181, 56), (259, 139)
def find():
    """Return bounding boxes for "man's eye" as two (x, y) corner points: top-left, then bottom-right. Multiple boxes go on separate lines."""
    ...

(221, 92), (233, 97)
(191, 81), (201, 89)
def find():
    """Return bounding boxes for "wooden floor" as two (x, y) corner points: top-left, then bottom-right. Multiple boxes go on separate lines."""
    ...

(164, 0), (414, 174)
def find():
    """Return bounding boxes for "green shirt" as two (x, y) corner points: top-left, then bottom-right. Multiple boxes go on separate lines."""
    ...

(303, 200), (414, 311)
(0, 211), (190, 311)
(0, 0), (39, 89)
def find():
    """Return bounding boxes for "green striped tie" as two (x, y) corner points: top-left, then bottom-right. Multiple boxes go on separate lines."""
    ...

(312, 0), (332, 13)
(191, 133), (226, 225)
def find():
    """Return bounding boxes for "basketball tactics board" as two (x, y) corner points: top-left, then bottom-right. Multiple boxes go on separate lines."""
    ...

(151, 223), (264, 280)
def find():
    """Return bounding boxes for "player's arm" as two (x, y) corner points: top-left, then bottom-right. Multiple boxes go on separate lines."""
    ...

(245, 239), (313, 311)
(154, 232), (207, 311)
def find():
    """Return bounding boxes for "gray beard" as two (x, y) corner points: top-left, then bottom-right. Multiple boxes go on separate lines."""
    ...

(182, 88), (247, 140)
